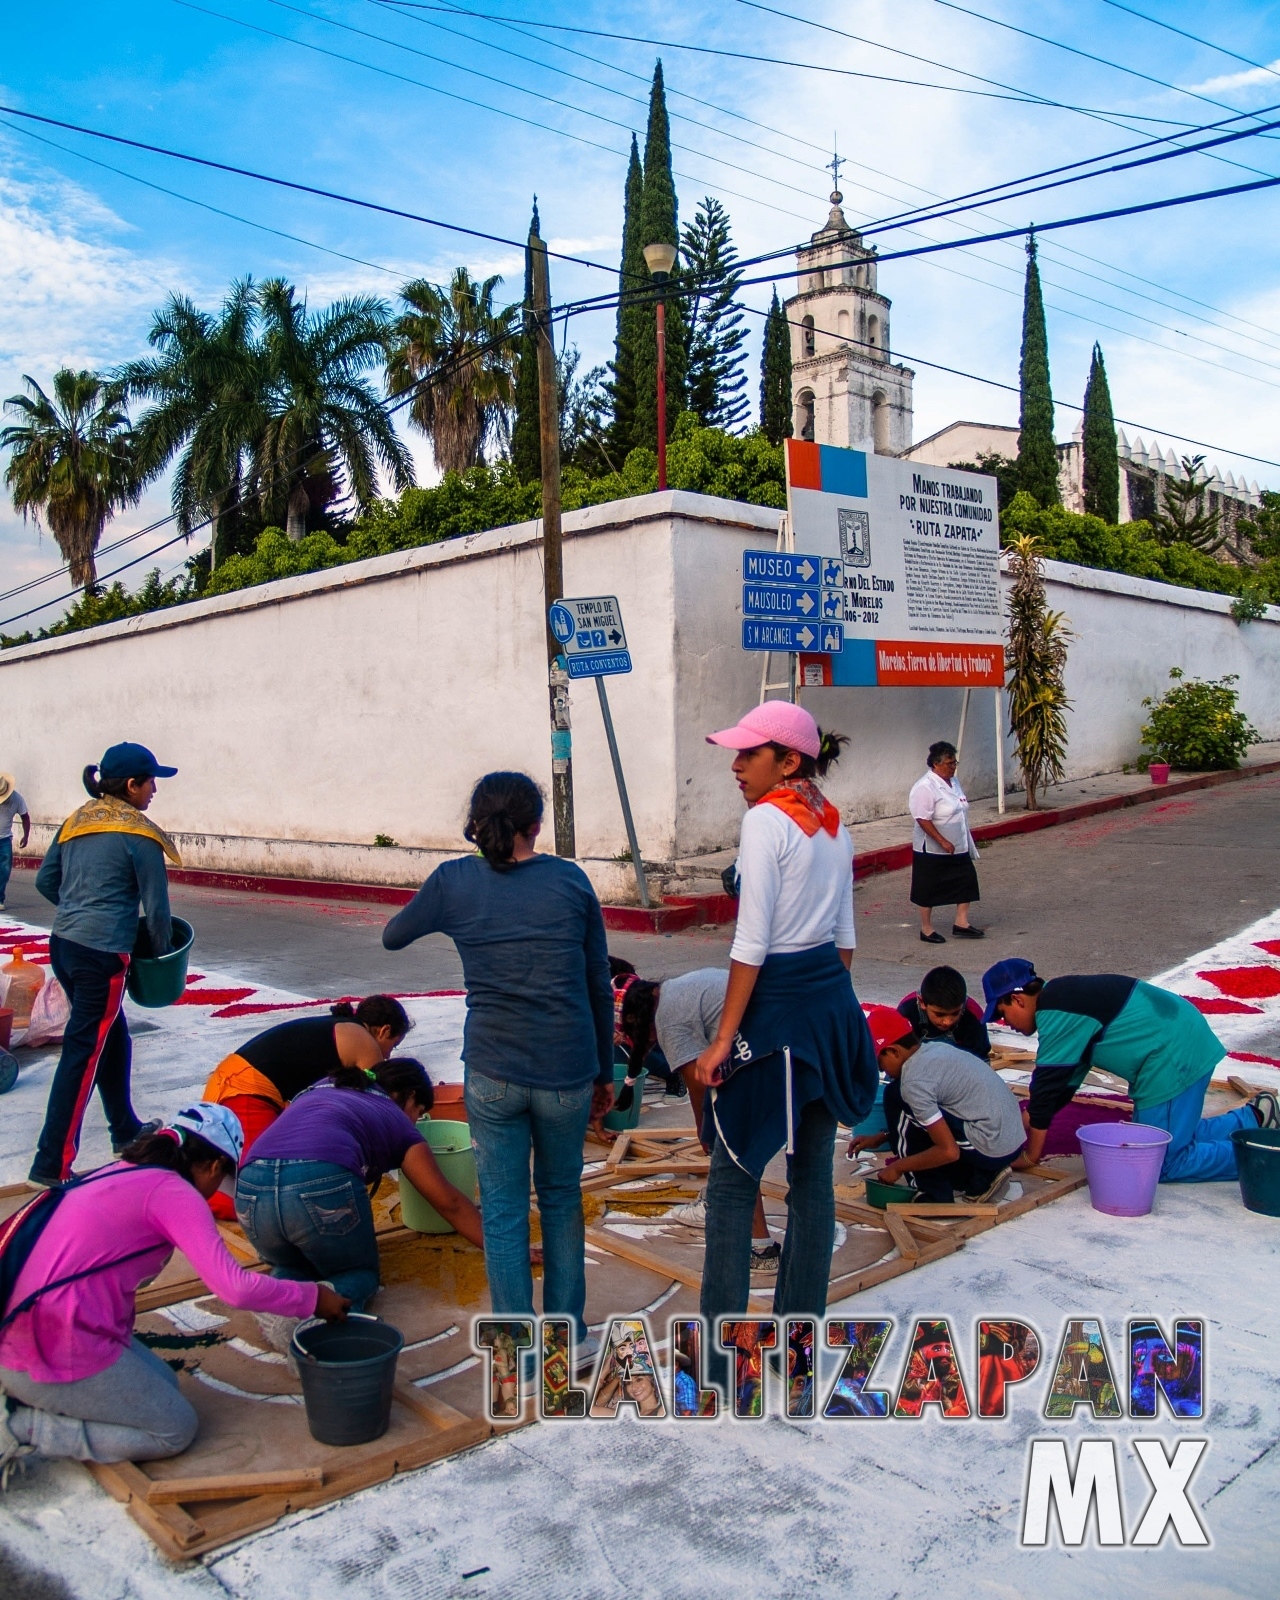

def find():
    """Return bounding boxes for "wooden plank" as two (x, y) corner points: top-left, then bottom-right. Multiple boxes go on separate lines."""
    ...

(581, 1160), (709, 1192)
(882, 1209), (921, 1260)
(887, 1202), (999, 1217)
(605, 1129), (633, 1169)
(1019, 1163), (1076, 1182)
(87, 1461), (206, 1551)
(584, 1225), (701, 1290)
(146, 1468), (324, 1505)
(0, 1180), (39, 1201)
(393, 1382), (478, 1433)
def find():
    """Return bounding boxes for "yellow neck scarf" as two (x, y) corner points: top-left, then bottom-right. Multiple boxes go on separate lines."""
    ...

(57, 795), (183, 867)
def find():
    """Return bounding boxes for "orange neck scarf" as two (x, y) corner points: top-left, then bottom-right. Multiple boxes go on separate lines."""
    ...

(757, 779), (841, 838)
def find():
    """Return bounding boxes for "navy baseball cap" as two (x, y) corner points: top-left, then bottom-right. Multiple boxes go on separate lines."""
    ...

(99, 742), (178, 781)
(981, 957), (1038, 1023)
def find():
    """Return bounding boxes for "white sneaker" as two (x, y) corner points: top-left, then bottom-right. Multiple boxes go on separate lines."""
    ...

(665, 1198), (707, 1227)
(0, 1392), (35, 1489)
(575, 1335), (601, 1372)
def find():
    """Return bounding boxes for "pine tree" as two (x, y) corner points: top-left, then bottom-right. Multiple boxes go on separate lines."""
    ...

(681, 196), (748, 430)
(759, 287), (792, 446)
(633, 61), (687, 454)
(607, 135), (645, 459)
(509, 199), (542, 483)
(1016, 231), (1060, 507)
(1081, 342), (1118, 523)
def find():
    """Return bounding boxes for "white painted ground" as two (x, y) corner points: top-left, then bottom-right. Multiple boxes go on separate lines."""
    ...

(2, 918), (1278, 1598)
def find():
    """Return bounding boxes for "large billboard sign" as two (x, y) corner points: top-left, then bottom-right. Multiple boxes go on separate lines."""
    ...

(783, 440), (1003, 688)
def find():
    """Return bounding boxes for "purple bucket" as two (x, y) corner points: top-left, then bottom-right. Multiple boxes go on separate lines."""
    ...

(1078, 1122), (1171, 1216)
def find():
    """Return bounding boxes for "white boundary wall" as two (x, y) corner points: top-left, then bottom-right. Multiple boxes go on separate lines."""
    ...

(2, 489), (1277, 894)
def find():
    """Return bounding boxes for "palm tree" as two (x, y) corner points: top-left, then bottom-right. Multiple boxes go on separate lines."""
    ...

(2, 369), (140, 587)
(386, 269), (520, 475)
(255, 279), (413, 539)
(122, 280), (264, 569)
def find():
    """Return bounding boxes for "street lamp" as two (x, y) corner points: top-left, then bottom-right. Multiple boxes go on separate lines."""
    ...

(643, 240), (677, 491)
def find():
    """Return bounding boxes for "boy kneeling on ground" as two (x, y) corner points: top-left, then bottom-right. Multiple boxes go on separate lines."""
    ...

(850, 1006), (1028, 1204)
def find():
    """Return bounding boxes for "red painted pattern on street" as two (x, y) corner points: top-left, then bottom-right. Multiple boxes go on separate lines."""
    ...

(1230, 1050), (1280, 1068)
(1199, 966), (1280, 1000)
(1187, 996), (1264, 1015)
(1256, 940), (1280, 957)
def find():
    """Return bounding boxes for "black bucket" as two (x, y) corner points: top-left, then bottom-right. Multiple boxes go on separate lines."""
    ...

(291, 1313), (404, 1446)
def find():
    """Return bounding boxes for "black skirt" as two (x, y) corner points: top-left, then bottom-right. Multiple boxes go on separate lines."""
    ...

(910, 849), (980, 908)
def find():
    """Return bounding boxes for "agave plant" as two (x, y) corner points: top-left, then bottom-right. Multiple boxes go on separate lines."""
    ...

(1004, 533), (1072, 810)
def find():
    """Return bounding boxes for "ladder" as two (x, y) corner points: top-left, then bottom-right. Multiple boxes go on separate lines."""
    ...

(758, 512), (798, 704)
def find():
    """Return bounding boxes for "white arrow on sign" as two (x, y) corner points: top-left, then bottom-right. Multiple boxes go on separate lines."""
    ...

(796, 559), (816, 582)
(796, 592), (815, 614)
(796, 625), (815, 648)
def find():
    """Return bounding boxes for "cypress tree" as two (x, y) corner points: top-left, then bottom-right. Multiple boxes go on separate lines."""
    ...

(633, 61), (687, 453)
(607, 135), (645, 459)
(1081, 341), (1119, 523)
(1016, 231), (1060, 507)
(509, 198), (542, 483)
(760, 287), (792, 446)
(682, 196), (748, 430)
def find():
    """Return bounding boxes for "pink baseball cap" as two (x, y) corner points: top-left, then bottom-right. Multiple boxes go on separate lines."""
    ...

(706, 701), (821, 758)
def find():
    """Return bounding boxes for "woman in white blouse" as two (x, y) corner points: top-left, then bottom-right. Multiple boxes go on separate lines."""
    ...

(908, 740), (983, 944)
(690, 701), (877, 1364)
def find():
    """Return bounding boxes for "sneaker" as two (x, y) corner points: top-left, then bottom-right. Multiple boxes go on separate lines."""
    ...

(663, 1076), (689, 1100)
(112, 1119), (162, 1154)
(750, 1241), (782, 1273)
(254, 1312), (302, 1356)
(964, 1167), (1012, 1205)
(0, 1392), (35, 1490)
(665, 1198), (706, 1228)
(575, 1335), (601, 1373)
(1250, 1091), (1280, 1131)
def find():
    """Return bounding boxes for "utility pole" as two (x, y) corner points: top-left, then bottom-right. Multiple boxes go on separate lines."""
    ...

(531, 218), (575, 856)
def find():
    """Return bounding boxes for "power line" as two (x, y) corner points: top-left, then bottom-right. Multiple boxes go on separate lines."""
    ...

(173, 0), (817, 226)
(378, 0), (1202, 124)
(934, 0), (1280, 134)
(1100, 1), (1280, 84)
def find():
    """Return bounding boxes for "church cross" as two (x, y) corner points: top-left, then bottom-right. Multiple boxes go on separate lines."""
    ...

(826, 145), (845, 195)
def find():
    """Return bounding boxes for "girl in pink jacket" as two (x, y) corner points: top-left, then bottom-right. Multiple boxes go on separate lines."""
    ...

(0, 1104), (347, 1470)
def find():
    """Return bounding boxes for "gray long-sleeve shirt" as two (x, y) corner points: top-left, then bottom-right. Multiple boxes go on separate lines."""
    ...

(35, 831), (172, 956)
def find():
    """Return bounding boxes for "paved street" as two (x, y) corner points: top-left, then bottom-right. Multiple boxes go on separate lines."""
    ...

(7, 770), (1278, 1004)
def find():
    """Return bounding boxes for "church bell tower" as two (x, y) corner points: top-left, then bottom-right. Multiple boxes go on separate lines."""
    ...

(785, 170), (914, 455)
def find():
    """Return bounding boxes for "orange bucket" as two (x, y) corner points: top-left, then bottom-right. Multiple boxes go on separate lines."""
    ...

(429, 1082), (467, 1122)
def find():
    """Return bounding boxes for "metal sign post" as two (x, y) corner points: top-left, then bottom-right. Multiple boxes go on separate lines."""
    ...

(549, 595), (648, 907)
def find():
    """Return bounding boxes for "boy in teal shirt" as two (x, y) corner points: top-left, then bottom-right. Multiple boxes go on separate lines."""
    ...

(982, 959), (1277, 1182)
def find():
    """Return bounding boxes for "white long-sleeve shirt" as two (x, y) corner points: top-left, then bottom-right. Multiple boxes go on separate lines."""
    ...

(729, 802), (856, 966)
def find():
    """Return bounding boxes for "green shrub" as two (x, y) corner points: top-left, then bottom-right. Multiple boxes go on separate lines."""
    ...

(1140, 668), (1259, 770)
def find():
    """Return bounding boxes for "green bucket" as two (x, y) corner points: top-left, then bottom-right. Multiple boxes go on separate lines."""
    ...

(126, 917), (195, 1008)
(1232, 1127), (1280, 1217)
(602, 1050), (647, 1133)
(864, 1175), (914, 1210)
(399, 1116), (478, 1233)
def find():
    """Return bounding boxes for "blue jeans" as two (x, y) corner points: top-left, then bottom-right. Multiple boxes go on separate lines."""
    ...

(0, 836), (12, 902)
(236, 1159), (380, 1308)
(1141, 1073), (1258, 1182)
(701, 1099), (838, 1377)
(464, 1070), (594, 1343)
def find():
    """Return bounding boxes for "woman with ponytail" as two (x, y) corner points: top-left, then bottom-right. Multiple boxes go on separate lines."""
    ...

(692, 703), (877, 1367)
(0, 1105), (346, 1470)
(201, 995), (411, 1218)
(29, 743), (180, 1188)
(382, 772), (614, 1359)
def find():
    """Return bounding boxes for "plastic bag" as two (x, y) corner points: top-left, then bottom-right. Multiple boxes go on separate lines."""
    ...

(24, 976), (70, 1048)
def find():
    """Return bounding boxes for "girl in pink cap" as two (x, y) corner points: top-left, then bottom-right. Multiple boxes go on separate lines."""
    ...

(692, 701), (877, 1365)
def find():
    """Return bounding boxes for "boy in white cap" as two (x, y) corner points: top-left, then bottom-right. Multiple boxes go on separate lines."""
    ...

(0, 774), (30, 908)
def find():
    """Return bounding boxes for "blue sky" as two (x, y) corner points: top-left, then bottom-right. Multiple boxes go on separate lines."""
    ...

(4, 0), (1280, 629)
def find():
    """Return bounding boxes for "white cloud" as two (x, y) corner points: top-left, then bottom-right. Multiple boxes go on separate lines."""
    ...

(1185, 61), (1280, 95)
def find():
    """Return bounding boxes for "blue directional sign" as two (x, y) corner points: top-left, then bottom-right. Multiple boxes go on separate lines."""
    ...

(549, 595), (632, 679)
(742, 620), (844, 654)
(742, 549), (827, 587)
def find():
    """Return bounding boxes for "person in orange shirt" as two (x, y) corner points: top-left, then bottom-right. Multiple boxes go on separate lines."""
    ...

(201, 996), (410, 1218)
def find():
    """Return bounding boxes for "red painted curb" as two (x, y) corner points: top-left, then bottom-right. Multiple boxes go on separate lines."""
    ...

(13, 760), (1277, 929)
